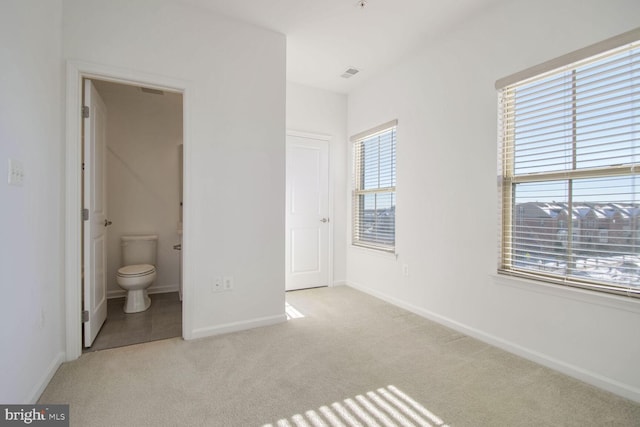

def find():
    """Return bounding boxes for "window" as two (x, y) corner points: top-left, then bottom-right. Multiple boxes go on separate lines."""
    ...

(351, 120), (397, 252)
(497, 29), (640, 298)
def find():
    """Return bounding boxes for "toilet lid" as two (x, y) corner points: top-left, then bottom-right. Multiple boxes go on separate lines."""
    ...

(118, 264), (155, 277)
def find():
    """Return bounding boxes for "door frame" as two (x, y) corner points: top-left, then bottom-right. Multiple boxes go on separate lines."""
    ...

(285, 130), (334, 290)
(64, 60), (192, 360)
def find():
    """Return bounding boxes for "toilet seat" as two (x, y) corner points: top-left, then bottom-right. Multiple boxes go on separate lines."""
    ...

(117, 264), (156, 277)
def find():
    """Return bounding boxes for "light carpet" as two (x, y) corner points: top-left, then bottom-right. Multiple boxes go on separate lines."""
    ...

(39, 286), (640, 426)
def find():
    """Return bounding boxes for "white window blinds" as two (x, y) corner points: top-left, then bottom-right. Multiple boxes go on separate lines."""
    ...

(352, 121), (397, 252)
(497, 29), (640, 297)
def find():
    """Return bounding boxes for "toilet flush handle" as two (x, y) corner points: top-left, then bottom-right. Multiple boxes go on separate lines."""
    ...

(104, 219), (113, 227)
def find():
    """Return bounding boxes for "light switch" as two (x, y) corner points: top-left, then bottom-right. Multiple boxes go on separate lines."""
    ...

(7, 158), (24, 186)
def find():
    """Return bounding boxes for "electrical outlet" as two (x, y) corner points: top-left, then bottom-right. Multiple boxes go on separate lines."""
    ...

(7, 158), (24, 186)
(223, 276), (234, 291)
(402, 264), (409, 277)
(213, 276), (223, 292)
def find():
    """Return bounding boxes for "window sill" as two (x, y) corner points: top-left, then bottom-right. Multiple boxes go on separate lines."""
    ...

(491, 272), (640, 314)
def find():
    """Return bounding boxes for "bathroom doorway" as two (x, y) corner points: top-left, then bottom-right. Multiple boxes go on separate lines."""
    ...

(81, 78), (184, 352)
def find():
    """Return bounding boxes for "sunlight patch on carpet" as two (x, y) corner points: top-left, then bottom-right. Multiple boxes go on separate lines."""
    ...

(262, 385), (449, 427)
(286, 302), (305, 320)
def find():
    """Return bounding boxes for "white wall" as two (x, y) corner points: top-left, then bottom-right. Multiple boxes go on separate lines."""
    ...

(63, 0), (286, 338)
(286, 82), (348, 284)
(346, 0), (640, 401)
(0, 0), (65, 403)
(95, 81), (183, 297)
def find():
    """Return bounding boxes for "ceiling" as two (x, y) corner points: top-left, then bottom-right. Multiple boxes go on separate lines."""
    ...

(180, 0), (504, 94)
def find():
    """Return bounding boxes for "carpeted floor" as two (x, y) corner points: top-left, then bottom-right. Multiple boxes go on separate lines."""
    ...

(39, 286), (640, 426)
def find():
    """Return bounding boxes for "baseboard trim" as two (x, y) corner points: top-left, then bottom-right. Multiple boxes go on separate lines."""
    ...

(29, 352), (64, 404)
(345, 281), (640, 403)
(107, 284), (179, 299)
(188, 314), (286, 340)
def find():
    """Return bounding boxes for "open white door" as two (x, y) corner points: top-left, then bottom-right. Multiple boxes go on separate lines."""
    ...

(83, 79), (108, 347)
(285, 134), (330, 291)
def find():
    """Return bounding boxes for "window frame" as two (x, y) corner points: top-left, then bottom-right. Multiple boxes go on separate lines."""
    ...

(496, 28), (640, 299)
(351, 120), (398, 253)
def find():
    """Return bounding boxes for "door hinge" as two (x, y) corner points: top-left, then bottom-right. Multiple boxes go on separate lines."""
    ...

(82, 208), (89, 221)
(82, 310), (89, 323)
(82, 106), (90, 118)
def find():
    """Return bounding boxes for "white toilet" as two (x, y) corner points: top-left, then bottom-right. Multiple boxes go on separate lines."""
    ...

(116, 235), (158, 313)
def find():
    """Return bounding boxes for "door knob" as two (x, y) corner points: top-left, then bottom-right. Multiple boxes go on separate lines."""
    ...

(320, 218), (329, 223)
(104, 219), (113, 227)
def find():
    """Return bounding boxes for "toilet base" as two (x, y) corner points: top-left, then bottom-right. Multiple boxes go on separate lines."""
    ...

(123, 289), (151, 313)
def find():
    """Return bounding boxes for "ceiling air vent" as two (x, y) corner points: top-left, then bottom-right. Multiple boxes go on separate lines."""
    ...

(341, 67), (360, 79)
(140, 87), (164, 95)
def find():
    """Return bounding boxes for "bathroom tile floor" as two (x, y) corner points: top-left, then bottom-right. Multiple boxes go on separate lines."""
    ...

(84, 291), (182, 353)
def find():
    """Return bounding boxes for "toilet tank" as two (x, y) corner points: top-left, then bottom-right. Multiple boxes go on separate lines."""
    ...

(121, 235), (158, 266)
